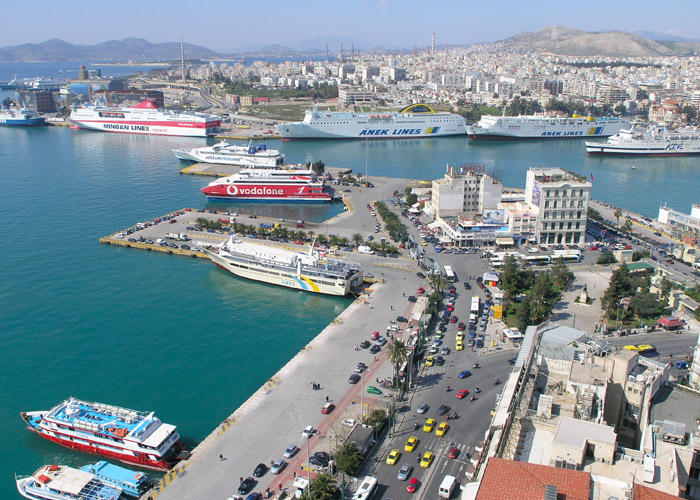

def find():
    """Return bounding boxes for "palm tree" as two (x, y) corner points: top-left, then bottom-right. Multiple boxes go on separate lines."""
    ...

(387, 339), (408, 385)
(614, 208), (622, 227)
(352, 233), (364, 247)
(309, 473), (338, 500)
(430, 273), (449, 294)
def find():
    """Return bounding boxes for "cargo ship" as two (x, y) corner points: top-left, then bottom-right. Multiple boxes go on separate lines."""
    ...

(172, 141), (285, 167)
(200, 238), (364, 296)
(69, 100), (221, 137)
(277, 103), (466, 139)
(586, 124), (700, 155)
(466, 114), (630, 139)
(16, 465), (122, 500)
(201, 167), (332, 202)
(0, 108), (45, 126)
(21, 398), (185, 470)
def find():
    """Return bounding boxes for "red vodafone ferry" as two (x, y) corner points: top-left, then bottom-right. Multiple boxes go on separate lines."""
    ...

(21, 398), (185, 471)
(202, 166), (332, 202)
(69, 100), (221, 137)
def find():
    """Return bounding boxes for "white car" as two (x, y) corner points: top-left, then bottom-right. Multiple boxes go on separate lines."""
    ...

(526, 246), (538, 253)
(341, 418), (357, 428)
(115, 233), (125, 239)
(270, 459), (286, 475)
(302, 425), (315, 439)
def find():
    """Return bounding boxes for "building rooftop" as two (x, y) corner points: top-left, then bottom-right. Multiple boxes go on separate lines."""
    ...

(649, 384), (700, 437)
(554, 416), (617, 449)
(538, 324), (588, 360)
(475, 457), (591, 500)
(633, 483), (682, 500)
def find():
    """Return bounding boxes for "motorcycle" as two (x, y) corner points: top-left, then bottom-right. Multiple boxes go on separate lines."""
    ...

(415, 422), (420, 430)
(494, 379), (501, 385)
(446, 386), (451, 392)
(473, 363), (480, 369)
(475, 387), (481, 393)
(470, 396), (476, 401)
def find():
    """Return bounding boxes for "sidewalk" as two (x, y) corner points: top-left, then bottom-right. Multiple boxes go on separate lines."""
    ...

(549, 267), (612, 333)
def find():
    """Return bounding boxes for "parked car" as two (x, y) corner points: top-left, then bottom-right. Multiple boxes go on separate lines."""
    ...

(270, 459), (286, 475)
(283, 444), (299, 458)
(348, 374), (361, 384)
(302, 426), (315, 439)
(238, 477), (255, 495)
(253, 463), (267, 477)
(676, 361), (690, 370)
(321, 402), (335, 414)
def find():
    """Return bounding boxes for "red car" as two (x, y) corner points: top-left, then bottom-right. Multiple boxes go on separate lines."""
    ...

(447, 447), (460, 459)
(406, 477), (419, 493)
(450, 316), (458, 324)
(457, 322), (466, 331)
(456, 389), (469, 399)
(294, 240), (304, 245)
(371, 331), (379, 340)
(321, 402), (335, 414)
(446, 305), (454, 312)
(417, 287), (425, 295)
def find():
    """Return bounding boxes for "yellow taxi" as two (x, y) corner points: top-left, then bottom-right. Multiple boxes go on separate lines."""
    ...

(425, 355), (434, 367)
(405, 436), (418, 452)
(435, 422), (449, 437)
(420, 451), (434, 468)
(456, 332), (464, 342)
(420, 240), (427, 246)
(456, 340), (464, 351)
(386, 449), (400, 465)
(423, 418), (436, 433)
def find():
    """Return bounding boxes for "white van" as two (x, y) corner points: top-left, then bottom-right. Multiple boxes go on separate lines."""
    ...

(439, 474), (457, 499)
(358, 245), (375, 255)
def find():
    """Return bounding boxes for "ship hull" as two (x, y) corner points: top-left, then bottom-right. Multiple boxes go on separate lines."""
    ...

(0, 117), (45, 126)
(278, 120), (466, 139)
(586, 143), (700, 155)
(202, 181), (332, 202)
(172, 149), (282, 167)
(466, 116), (629, 140)
(70, 119), (217, 137)
(204, 249), (353, 296)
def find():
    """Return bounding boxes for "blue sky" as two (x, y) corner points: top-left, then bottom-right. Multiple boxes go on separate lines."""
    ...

(3, 0), (700, 51)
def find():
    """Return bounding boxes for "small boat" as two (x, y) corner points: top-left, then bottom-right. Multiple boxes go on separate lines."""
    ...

(79, 461), (149, 497)
(16, 464), (122, 500)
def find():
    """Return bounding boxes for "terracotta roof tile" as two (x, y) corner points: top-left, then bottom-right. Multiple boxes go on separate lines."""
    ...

(633, 483), (680, 500)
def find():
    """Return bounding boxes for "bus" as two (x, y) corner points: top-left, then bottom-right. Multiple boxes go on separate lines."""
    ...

(352, 476), (378, 500)
(444, 265), (455, 282)
(521, 255), (552, 266)
(470, 296), (480, 316)
(490, 258), (505, 269)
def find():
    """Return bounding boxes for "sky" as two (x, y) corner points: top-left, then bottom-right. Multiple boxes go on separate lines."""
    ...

(3, 0), (700, 52)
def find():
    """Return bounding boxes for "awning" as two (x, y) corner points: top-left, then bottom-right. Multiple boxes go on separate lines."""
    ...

(408, 208), (420, 213)
(496, 237), (515, 246)
(427, 221), (442, 230)
(657, 317), (684, 328)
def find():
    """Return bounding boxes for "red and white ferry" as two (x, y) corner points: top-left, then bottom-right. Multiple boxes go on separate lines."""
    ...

(202, 166), (332, 202)
(69, 100), (221, 137)
(21, 398), (185, 471)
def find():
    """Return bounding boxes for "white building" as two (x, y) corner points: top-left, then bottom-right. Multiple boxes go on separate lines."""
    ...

(525, 167), (591, 245)
(430, 164), (502, 218)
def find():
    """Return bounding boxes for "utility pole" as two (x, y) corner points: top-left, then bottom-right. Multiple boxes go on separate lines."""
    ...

(180, 37), (185, 82)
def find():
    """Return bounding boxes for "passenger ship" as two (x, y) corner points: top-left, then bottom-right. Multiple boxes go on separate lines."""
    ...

(277, 103), (466, 139)
(21, 398), (184, 470)
(466, 114), (630, 139)
(0, 108), (45, 126)
(586, 124), (700, 155)
(69, 100), (221, 137)
(201, 167), (332, 202)
(16, 464), (122, 500)
(200, 238), (364, 296)
(172, 141), (285, 167)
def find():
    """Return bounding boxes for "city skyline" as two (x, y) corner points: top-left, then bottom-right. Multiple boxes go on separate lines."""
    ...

(2, 0), (700, 52)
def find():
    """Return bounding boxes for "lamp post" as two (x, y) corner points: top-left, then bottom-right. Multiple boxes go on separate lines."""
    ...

(306, 434), (312, 493)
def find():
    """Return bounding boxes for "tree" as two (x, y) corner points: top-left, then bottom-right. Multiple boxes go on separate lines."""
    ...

(516, 296), (532, 330)
(659, 277), (672, 306)
(310, 160), (325, 177)
(387, 339), (408, 384)
(597, 250), (617, 265)
(530, 273), (558, 322)
(588, 208), (603, 221)
(630, 292), (658, 320)
(602, 262), (631, 311)
(500, 255), (522, 295)
(351, 233), (364, 247)
(309, 473), (339, 500)
(614, 208), (623, 226)
(335, 442), (363, 476)
(632, 249), (650, 261)
(429, 273), (449, 294)
(550, 257), (573, 289)
(622, 218), (633, 233)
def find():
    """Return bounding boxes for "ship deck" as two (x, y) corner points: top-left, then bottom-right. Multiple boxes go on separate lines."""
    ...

(47, 399), (153, 438)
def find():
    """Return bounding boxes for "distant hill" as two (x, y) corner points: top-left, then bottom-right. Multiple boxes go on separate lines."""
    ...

(0, 38), (223, 62)
(475, 26), (700, 57)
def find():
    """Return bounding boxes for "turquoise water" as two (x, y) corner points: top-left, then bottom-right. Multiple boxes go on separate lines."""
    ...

(1, 126), (697, 498)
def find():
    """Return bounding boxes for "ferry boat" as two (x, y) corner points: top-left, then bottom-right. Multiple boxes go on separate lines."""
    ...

(16, 464), (122, 500)
(200, 238), (364, 296)
(466, 114), (630, 140)
(172, 141), (285, 167)
(79, 461), (149, 497)
(586, 124), (700, 155)
(201, 167), (332, 202)
(277, 103), (466, 139)
(21, 398), (185, 470)
(69, 100), (221, 137)
(0, 108), (45, 126)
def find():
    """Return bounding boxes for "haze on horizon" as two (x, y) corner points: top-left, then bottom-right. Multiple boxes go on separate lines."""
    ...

(2, 0), (699, 51)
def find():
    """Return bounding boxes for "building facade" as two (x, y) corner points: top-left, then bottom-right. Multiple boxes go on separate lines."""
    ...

(430, 164), (502, 218)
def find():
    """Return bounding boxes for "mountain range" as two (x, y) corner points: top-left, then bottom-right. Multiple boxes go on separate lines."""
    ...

(2, 27), (700, 62)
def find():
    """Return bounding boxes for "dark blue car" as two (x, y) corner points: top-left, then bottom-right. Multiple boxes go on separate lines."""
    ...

(458, 370), (472, 379)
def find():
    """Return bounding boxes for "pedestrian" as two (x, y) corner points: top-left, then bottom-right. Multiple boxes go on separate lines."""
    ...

(376, 378), (379, 383)
(326, 396), (329, 402)
(390, 305), (394, 310)
(403, 292), (405, 297)
(219, 454), (224, 461)
(294, 472), (297, 478)
(240, 476), (243, 483)
(278, 483), (283, 491)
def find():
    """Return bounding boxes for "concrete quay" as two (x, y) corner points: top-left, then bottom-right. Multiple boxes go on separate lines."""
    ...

(147, 274), (425, 500)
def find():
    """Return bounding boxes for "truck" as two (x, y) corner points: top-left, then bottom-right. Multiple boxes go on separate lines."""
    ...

(165, 232), (188, 241)
(439, 474), (457, 498)
(259, 222), (279, 230)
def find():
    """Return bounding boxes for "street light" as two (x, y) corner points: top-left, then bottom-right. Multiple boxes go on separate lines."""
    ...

(306, 434), (312, 493)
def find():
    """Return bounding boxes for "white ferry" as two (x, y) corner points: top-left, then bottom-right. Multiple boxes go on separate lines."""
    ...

(69, 100), (221, 137)
(277, 103), (466, 139)
(21, 398), (184, 470)
(0, 108), (45, 126)
(172, 141), (284, 167)
(466, 114), (630, 140)
(200, 238), (364, 296)
(16, 464), (122, 500)
(586, 124), (700, 155)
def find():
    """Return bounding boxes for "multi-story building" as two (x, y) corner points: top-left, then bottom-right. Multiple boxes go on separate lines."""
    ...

(430, 164), (502, 218)
(525, 167), (591, 245)
(338, 86), (374, 107)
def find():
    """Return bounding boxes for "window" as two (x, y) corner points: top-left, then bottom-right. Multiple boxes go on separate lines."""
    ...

(579, 189), (584, 196)
(544, 200), (550, 208)
(577, 211), (582, 219)
(554, 190), (559, 197)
